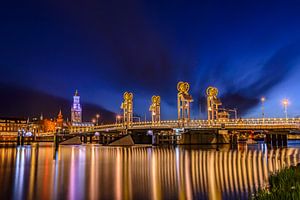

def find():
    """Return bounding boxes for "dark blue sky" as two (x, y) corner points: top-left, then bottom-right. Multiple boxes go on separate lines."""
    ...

(1, 0), (300, 120)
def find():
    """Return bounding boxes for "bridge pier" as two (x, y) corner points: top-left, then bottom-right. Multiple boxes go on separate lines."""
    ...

(54, 134), (59, 149)
(21, 134), (24, 146)
(277, 134), (283, 146)
(17, 133), (21, 145)
(267, 132), (289, 147)
(178, 129), (229, 145)
(265, 134), (271, 144)
(229, 132), (238, 145)
(83, 135), (87, 144)
(271, 134), (277, 146)
(283, 134), (288, 146)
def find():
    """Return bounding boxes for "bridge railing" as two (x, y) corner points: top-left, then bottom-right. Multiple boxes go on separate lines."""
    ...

(90, 117), (300, 131)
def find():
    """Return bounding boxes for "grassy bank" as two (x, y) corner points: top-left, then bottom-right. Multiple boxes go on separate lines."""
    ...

(251, 165), (300, 200)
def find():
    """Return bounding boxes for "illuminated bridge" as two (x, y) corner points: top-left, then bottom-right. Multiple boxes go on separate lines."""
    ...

(63, 82), (300, 146)
(14, 82), (299, 146)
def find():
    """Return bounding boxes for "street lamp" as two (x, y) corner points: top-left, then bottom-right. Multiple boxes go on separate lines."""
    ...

(261, 97), (266, 123)
(92, 118), (96, 124)
(116, 115), (122, 124)
(282, 98), (289, 120)
(96, 114), (100, 126)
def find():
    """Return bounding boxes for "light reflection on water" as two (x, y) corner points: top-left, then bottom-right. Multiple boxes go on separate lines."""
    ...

(0, 143), (300, 200)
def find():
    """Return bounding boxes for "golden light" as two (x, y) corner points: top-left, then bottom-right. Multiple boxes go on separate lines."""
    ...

(282, 98), (289, 106)
(261, 97), (266, 102)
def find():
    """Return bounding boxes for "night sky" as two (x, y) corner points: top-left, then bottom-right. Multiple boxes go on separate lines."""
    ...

(1, 0), (300, 121)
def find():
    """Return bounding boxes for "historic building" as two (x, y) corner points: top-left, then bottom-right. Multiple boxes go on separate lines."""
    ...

(0, 117), (28, 136)
(56, 110), (64, 129)
(71, 90), (82, 123)
(68, 90), (94, 133)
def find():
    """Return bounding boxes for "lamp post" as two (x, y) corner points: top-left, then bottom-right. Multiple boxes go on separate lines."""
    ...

(116, 115), (122, 124)
(96, 114), (100, 126)
(261, 97), (266, 123)
(282, 98), (289, 120)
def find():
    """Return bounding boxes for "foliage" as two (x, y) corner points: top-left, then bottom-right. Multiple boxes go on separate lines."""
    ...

(251, 165), (300, 200)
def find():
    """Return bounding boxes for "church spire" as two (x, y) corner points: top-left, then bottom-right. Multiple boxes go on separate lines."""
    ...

(58, 109), (63, 118)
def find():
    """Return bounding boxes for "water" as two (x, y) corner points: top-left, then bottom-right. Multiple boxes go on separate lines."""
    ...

(0, 143), (300, 200)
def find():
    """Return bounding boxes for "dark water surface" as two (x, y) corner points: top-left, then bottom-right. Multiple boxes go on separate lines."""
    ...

(0, 142), (300, 200)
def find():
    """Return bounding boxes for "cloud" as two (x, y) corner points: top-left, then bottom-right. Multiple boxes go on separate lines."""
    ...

(196, 41), (300, 116)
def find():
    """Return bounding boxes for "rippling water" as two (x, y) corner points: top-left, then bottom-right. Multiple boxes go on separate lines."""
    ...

(0, 143), (300, 200)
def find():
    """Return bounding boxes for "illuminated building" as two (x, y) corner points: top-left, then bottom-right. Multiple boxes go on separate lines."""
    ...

(43, 119), (56, 132)
(68, 90), (94, 133)
(71, 90), (82, 123)
(0, 117), (27, 136)
(56, 110), (64, 129)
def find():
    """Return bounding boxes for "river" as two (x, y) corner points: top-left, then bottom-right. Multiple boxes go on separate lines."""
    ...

(0, 142), (300, 200)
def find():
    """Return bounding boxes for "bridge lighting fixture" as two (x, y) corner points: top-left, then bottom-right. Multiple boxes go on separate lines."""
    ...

(282, 98), (289, 120)
(96, 114), (100, 125)
(261, 96), (266, 123)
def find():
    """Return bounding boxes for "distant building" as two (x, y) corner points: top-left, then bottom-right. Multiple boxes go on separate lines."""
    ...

(28, 111), (67, 135)
(68, 90), (94, 133)
(56, 110), (64, 129)
(28, 114), (56, 134)
(71, 90), (82, 123)
(0, 117), (28, 136)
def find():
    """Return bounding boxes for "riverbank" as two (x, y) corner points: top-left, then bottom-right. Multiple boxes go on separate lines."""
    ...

(251, 164), (300, 200)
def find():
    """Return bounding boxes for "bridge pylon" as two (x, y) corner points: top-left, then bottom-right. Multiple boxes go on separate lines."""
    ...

(177, 81), (193, 126)
(149, 95), (161, 124)
(206, 86), (222, 122)
(121, 92), (133, 126)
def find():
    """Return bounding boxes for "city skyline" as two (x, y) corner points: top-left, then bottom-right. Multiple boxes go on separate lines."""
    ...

(1, 0), (300, 120)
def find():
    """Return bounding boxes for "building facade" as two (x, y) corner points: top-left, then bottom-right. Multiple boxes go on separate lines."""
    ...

(0, 117), (28, 136)
(71, 90), (82, 123)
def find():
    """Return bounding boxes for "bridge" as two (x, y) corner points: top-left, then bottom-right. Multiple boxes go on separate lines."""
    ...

(7, 82), (300, 146)
(63, 82), (300, 146)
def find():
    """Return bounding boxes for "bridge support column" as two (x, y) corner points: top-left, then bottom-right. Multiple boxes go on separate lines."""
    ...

(271, 134), (277, 146)
(102, 135), (106, 144)
(283, 134), (288, 146)
(54, 134), (59, 149)
(89, 135), (93, 143)
(153, 134), (160, 145)
(265, 134), (271, 144)
(216, 130), (219, 144)
(83, 135), (87, 144)
(17, 133), (21, 145)
(230, 133), (238, 145)
(277, 134), (283, 146)
(21, 134), (24, 146)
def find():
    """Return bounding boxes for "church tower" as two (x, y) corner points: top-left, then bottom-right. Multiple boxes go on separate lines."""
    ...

(56, 109), (64, 128)
(71, 90), (82, 123)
